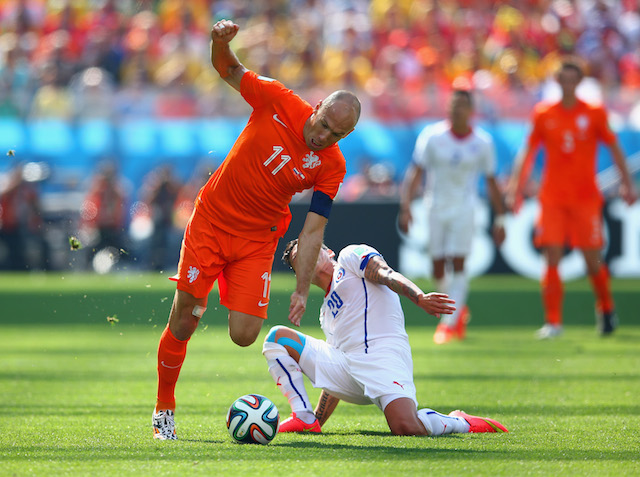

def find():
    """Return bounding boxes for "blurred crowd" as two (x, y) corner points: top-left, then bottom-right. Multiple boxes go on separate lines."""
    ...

(0, 158), (217, 271)
(1, 0), (640, 121)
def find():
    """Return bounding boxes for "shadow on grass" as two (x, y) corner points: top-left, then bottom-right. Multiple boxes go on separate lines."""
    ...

(4, 442), (639, 463)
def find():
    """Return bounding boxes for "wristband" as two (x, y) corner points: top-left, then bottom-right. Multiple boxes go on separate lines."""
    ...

(494, 215), (506, 228)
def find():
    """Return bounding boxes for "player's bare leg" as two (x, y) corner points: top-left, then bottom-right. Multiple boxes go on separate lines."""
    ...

(582, 248), (617, 335)
(228, 310), (264, 346)
(384, 398), (429, 435)
(169, 290), (207, 340)
(385, 398), (472, 436)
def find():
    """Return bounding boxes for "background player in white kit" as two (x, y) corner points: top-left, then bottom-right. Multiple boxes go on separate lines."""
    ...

(261, 239), (508, 435)
(399, 89), (506, 344)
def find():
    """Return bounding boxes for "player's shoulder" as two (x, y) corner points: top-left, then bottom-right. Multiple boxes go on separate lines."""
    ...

(533, 100), (557, 116)
(338, 244), (382, 268)
(314, 146), (346, 178)
(580, 99), (607, 116)
(425, 120), (450, 138)
(471, 125), (494, 144)
(242, 70), (304, 105)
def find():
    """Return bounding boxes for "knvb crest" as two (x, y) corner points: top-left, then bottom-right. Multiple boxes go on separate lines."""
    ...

(187, 266), (200, 283)
(302, 151), (321, 169)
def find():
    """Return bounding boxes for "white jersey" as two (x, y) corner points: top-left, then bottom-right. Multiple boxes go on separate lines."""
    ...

(413, 121), (496, 213)
(318, 244), (411, 355)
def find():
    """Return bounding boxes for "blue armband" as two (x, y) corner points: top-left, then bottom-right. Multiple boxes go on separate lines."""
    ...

(309, 190), (333, 218)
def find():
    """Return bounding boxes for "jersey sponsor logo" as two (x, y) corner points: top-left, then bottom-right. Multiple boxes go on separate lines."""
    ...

(273, 114), (288, 129)
(187, 266), (200, 283)
(302, 151), (321, 169)
(258, 300), (269, 307)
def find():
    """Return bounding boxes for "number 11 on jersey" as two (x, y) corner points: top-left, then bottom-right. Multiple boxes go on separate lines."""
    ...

(264, 145), (291, 175)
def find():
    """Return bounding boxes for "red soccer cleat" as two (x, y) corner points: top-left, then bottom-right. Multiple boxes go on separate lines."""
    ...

(433, 323), (456, 344)
(278, 413), (322, 433)
(449, 410), (508, 433)
(455, 306), (471, 340)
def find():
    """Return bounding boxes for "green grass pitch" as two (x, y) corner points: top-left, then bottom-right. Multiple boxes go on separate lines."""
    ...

(1, 272), (639, 476)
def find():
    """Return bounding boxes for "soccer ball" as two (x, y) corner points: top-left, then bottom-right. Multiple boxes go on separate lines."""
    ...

(226, 394), (280, 444)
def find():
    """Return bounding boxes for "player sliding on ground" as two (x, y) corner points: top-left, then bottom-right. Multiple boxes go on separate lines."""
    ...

(262, 239), (508, 435)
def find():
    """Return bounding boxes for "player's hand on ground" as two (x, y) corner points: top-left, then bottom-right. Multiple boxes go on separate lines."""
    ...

(417, 292), (456, 318)
(211, 19), (239, 44)
(288, 291), (308, 327)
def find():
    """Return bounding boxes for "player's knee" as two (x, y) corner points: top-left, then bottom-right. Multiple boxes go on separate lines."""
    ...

(229, 327), (259, 347)
(389, 418), (427, 436)
(262, 325), (305, 361)
(264, 325), (286, 344)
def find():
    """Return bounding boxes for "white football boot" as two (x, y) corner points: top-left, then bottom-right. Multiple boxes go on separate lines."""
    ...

(535, 323), (563, 340)
(153, 409), (177, 440)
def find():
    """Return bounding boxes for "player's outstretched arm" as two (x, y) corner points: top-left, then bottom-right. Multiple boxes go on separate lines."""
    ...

(364, 255), (455, 318)
(289, 212), (328, 326)
(486, 176), (506, 246)
(398, 163), (424, 234)
(609, 141), (638, 205)
(314, 390), (340, 427)
(506, 145), (536, 213)
(210, 19), (248, 92)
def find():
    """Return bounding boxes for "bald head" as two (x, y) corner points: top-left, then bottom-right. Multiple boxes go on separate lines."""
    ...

(323, 90), (361, 127)
(304, 90), (361, 151)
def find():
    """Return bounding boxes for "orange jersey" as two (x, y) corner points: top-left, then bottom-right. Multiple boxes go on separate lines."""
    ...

(527, 99), (616, 206)
(196, 71), (346, 242)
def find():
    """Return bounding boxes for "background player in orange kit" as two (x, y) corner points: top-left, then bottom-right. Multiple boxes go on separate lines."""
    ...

(507, 58), (637, 340)
(152, 19), (361, 440)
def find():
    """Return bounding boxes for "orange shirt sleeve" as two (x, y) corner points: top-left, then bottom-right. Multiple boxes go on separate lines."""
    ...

(240, 71), (290, 109)
(592, 105), (616, 145)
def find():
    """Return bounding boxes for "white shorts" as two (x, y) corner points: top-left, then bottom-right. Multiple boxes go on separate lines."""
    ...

(299, 334), (417, 411)
(428, 206), (474, 259)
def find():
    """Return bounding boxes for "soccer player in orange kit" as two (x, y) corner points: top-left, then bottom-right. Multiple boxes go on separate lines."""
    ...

(152, 19), (361, 439)
(507, 59), (637, 340)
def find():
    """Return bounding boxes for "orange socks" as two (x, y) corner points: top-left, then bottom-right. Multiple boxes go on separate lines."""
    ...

(589, 265), (614, 314)
(542, 265), (563, 325)
(156, 325), (189, 412)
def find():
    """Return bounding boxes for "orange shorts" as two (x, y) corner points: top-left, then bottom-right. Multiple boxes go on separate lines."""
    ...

(534, 201), (603, 249)
(171, 209), (278, 319)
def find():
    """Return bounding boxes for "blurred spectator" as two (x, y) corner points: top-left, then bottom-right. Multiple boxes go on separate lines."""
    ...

(29, 61), (74, 119)
(339, 158), (398, 202)
(79, 160), (130, 269)
(0, 162), (46, 270)
(69, 66), (115, 119)
(0, 32), (36, 117)
(172, 160), (216, 230)
(138, 164), (182, 270)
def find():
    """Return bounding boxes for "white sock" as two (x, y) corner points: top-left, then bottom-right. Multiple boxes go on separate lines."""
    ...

(417, 408), (470, 436)
(441, 271), (468, 327)
(265, 354), (314, 420)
